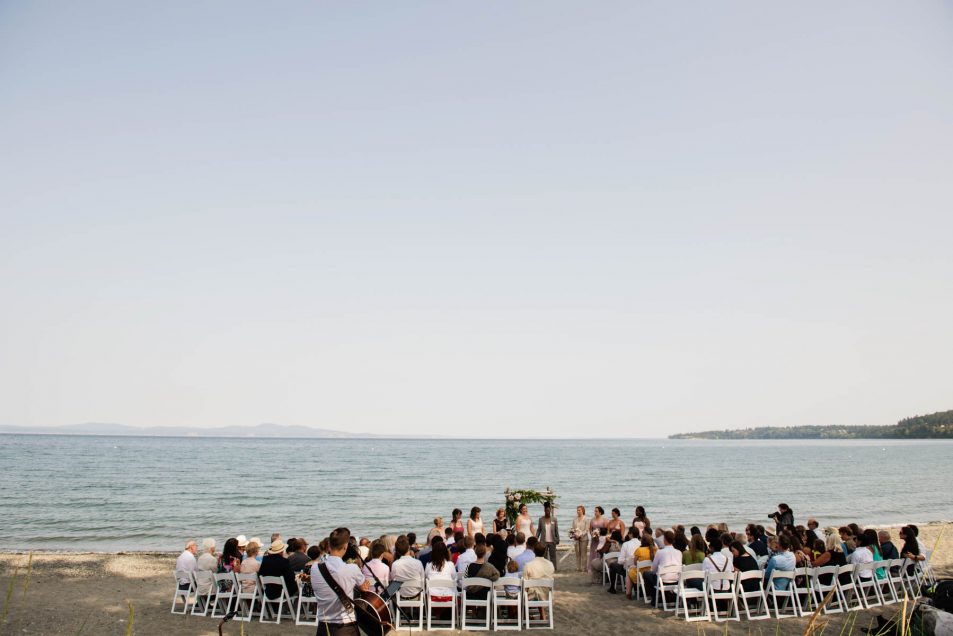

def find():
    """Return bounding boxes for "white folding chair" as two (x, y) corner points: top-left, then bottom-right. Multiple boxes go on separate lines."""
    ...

(633, 561), (652, 603)
(899, 559), (922, 599)
(522, 578), (554, 630)
(683, 563), (703, 572)
(792, 566), (816, 616)
(234, 572), (261, 622)
(211, 572), (238, 618)
(767, 570), (799, 618)
(295, 577), (319, 626)
(655, 564), (681, 611)
(674, 570), (709, 622)
(811, 565), (844, 614)
(393, 575), (425, 630)
(884, 559), (906, 603)
(460, 577), (492, 631)
(707, 571), (739, 622)
(259, 575), (295, 624)
(190, 570), (216, 616)
(853, 562), (882, 608)
(601, 552), (620, 587)
(736, 570), (770, 620)
(425, 578), (457, 631)
(836, 565), (864, 610)
(871, 560), (896, 605)
(171, 570), (194, 614)
(919, 549), (937, 587)
(492, 577), (522, 631)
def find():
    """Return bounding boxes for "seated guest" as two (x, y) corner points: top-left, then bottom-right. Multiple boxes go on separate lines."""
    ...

(357, 537), (371, 561)
(672, 529), (688, 552)
(607, 529), (638, 594)
(197, 538), (217, 571)
(643, 530), (680, 607)
(807, 518), (819, 534)
(240, 542), (262, 592)
(259, 540), (297, 600)
(465, 543), (501, 599)
(425, 541), (456, 603)
(702, 537), (733, 591)
(590, 529), (618, 584)
(175, 540), (197, 588)
(524, 542), (556, 609)
(813, 532), (848, 584)
(361, 542), (390, 594)
(909, 525), (928, 563)
(515, 537), (538, 573)
(287, 537), (310, 573)
(838, 526), (854, 556)
(683, 534), (707, 565)
(487, 533), (508, 576)
(217, 538), (243, 573)
(879, 530), (900, 560)
(849, 532), (875, 580)
(456, 536), (477, 575)
(653, 527), (666, 550)
(764, 535), (796, 590)
(451, 531), (465, 555)
(899, 526), (920, 574)
(418, 535), (441, 569)
(730, 540), (760, 592)
(746, 524), (768, 557)
(406, 532), (419, 556)
(391, 536), (425, 599)
(247, 538), (263, 562)
(381, 535), (397, 565)
(507, 532), (526, 560)
(626, 534), (657, 599)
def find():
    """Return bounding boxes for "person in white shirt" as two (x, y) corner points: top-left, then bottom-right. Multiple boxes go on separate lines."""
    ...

(849, 535), (875, 579)
(175, 540), (198, 588)
(607, 530), (638, 594)
(507, 532), (526, 560)
(361, 542), (390, 594)
(644, 530), (681, 606)
(425, 541), (457, 601)
(196, 538), (217, 571)
(702, 537), (734, 591)
(390, 536), (425, 599)
(455, 536), (477, 576)
(310, 528), (368, 636)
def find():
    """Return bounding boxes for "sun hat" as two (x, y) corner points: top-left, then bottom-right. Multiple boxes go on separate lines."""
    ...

(267, 540), (287, 555)
(236, 534), (249, 547)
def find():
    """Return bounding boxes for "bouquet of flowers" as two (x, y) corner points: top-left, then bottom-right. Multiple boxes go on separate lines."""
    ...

(568, 529), (580, 541)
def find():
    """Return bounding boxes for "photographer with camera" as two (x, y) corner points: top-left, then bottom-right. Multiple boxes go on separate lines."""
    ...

(767, 503), (794, 535)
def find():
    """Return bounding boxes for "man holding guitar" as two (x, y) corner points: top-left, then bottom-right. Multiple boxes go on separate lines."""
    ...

(311, 527), (370, 636)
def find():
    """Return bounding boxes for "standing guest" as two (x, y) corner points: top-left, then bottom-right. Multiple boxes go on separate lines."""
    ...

(493, 508), (508, 533)
(515, 505), (534, 538)
(239, 542), (261, 592)
(588, 506), (608, 573)
(606, 508), (626, 537)
(456, 536), (477, 574)
(259, 540), (297, 601)
(879, 530), (900, 560)
(643, 530), (681, 606)
(466, 507), (485, 538)
(535, 502), (560, 569)
(425, 541), (456, 604)
(197, 538), (217, 571)
(361, 542), (390, 594)
(683, 534), (707, 565)
(427, 517), (445, 544)
(449, 509), (465, 535)
(287, 537), (310, 573)
(217, 538), (243, 573)
(570, 506), (590, 572)
(311, 528), (369, 636)
(632, 506), (650, 534)
(488, 533), (509, 576)
(764, 535), (796, 590)
(175, 540), (198, 588)
(391, 536), (425, 600)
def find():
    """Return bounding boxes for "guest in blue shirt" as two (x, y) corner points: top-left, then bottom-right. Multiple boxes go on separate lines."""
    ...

(764, 535), (796, 590)
(515, 537), (538, 572)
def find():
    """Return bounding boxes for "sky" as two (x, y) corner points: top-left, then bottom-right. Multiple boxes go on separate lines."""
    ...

(1, 1), (952, 437)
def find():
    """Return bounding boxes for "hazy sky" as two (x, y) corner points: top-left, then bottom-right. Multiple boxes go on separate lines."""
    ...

(2, 2), (952, 437)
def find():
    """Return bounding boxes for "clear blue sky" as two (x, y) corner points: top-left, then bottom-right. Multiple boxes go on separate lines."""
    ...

(2, 1), (951, 437)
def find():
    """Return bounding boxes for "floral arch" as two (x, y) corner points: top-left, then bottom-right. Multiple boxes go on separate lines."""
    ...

(503, 487), (557, 526)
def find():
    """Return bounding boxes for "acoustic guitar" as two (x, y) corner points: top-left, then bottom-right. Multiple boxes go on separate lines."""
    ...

(353, 588), (393, 636)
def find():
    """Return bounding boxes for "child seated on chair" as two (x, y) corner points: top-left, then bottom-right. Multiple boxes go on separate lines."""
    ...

(504, 560), (521, 598)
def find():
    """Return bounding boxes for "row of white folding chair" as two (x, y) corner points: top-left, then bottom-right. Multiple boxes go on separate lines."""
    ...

(393, 576), (554, 631)
(171, 570), (306, 625)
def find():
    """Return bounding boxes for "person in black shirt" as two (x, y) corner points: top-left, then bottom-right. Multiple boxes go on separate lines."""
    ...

(258, 540), (298, 601)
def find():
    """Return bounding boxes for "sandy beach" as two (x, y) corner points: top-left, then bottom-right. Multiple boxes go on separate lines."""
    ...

(1, 523), (948, 636)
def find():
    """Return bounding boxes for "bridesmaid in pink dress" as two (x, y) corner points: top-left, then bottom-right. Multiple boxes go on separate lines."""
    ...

(587, 506), (607, 573)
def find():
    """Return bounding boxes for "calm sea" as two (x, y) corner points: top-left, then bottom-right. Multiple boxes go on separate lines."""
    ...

(1, 435), (950, 552)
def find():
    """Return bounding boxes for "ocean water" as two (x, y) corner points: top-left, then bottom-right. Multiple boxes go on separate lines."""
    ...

(0, 435), (950, 552)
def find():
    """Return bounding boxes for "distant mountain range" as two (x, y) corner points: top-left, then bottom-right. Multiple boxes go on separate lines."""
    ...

(669, 409), (953, 440)
(0, 422), (402, 438)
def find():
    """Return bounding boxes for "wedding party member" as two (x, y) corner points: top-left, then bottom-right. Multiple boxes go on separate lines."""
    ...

(449, 508), (465, 535)
(493, 508), (508, 533)
(391, 536), (425, 599)
(536, 502), (560, 569)
(515, 504), (534, 538)
(570, 506), (590, 572)
(197, 538), (217, 571)
(467, 507), (485, 537)
(311, 528), (369, 636)
(606, 508), (626, 537)
(588, 506), (607, 573)
(427, 517), (445, 543)
(632, 506), (650, 534)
